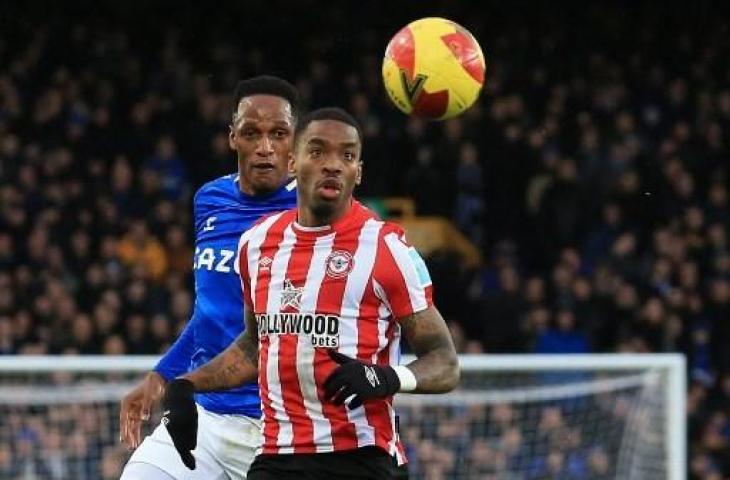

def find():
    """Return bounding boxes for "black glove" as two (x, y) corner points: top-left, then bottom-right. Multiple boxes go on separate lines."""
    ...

(324, 350), (400, 410)
(161, 378), (197, 470)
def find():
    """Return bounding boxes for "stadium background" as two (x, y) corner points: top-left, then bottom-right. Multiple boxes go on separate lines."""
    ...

(0, 1), (728, 478)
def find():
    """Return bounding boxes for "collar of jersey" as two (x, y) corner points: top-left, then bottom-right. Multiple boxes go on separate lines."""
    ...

(292, 200), (362, 236)
(233, 175), (297, 201)
(292, 222), (332, 232)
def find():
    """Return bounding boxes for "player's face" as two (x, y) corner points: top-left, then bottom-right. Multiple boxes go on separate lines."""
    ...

(229, 95), (294, 195)
(292, 120), (362, 219)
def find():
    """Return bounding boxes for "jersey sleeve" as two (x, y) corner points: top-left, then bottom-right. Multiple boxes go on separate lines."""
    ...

(154, 311), (196, 380)
(191, 185), (209, 239)
(154, 187), (210, 378)
(373, 224), (434, 320)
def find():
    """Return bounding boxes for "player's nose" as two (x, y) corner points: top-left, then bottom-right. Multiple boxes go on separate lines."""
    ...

(322, 165), (342, 176)
(255, 136), (274, 156)
(322, 157), (343, 175)
(321, 153), (345, 174)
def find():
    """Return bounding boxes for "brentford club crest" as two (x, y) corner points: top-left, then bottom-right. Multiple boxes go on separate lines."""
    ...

(325, 250), (354, 278)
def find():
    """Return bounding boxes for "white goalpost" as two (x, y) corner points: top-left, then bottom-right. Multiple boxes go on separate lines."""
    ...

(0, 354), (685, 479)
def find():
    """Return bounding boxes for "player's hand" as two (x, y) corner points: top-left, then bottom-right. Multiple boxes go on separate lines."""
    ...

(324, 350), (400, 410)
(120, 371), (166, 450)
(161, 378), (198, 470)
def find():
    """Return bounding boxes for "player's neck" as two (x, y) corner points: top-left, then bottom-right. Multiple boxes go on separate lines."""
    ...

(238, 181), (256, 196)
(237, 176), (286, 197)
(297, 199), (352, 227)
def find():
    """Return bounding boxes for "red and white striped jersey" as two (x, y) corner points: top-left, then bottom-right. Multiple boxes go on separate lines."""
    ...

(236, 201), (433, 463)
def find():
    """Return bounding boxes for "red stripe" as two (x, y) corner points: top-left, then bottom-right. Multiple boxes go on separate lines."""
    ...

(256, 211), (296, 453)
(313, 227), (361, 451)
(253, 212), (296, 310)
(359, 276), (399, 457)
(259, 335), (277, 454)
(356, 277), (381, 362)
(278, 237), (316, 453)
(374, 232), (413, 319)
(375, 320), (394, 365)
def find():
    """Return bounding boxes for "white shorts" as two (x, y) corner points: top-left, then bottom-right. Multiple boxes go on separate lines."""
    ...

(124, 404), (262, 479)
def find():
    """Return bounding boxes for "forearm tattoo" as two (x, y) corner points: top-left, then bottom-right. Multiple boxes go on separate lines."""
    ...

(400, 308), (460, 393)
(235, 329), (259, 368)
(184, 327), (259, 392)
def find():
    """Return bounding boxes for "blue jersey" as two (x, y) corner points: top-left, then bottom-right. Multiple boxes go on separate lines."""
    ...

(155, 174), (296, 416)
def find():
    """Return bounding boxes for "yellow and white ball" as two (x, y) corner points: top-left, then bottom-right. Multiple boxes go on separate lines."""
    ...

(382, 17), (486, 120)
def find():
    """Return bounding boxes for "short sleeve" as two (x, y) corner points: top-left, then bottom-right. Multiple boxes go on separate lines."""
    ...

(192, 186), (208, 238)
(373, 225), (434, 319)
(236, 229), (254, 309)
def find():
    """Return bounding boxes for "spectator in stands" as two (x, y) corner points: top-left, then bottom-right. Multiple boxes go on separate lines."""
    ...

(11, 431), (52, 478)
(144, 135), (187, 201)
(116, 218), (168, 281)
(454, 142), (485, 247)
(534, 309), (590, 354)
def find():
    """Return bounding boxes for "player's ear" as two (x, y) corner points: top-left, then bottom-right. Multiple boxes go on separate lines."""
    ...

(228, 125), (236, 151)
(355, 160), (363, 186)
(288, 151), (297, 175)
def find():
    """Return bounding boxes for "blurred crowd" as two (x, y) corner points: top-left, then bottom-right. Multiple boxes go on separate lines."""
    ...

(401, 398), (648, 480)
(0, 402), (125, 479)
(0, 1), (728, 478)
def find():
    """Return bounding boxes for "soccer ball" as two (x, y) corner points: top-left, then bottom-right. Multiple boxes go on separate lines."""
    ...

(382, 17), (486, 120)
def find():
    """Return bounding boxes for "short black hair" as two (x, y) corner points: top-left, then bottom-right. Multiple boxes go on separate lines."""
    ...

(294, 107), (363, 145)
(232, 75), (301, 123)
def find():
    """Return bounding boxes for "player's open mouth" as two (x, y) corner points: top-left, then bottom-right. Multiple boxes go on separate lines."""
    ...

(252, 163), (275, 172)
(317, 179), (342, 199)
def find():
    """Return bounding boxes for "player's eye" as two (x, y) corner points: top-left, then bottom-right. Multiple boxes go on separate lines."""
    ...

(273, 129), (289, 138)
(242, 130), (258, 139)
(310, 148), (322, 157)
(344, 152), (356, 161)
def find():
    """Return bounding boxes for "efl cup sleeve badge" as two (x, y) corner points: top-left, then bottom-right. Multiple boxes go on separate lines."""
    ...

(325, 250), (354, 279)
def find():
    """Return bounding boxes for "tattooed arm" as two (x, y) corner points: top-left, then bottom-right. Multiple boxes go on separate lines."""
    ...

(399, 306), (459, 393)
(181, 310), (259, 392)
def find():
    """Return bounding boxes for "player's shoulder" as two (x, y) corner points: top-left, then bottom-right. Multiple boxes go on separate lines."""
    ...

(378, 220), (409, 244)
(348, 202), (409, 244)
(194, 173), (238, 205)
(195, 173), (238, 198)
(379, 220), (406, 236)
(376, 223), (418, 264)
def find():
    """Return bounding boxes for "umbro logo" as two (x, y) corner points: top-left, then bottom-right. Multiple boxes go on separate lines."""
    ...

(259, 256), (272, 271)
(364, 365), (380, 388)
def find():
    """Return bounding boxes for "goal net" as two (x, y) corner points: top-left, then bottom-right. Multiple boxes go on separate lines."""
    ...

(396, 354), (686, 480)
(0, 354), (685, 480)
(0, 356), (152, 479)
